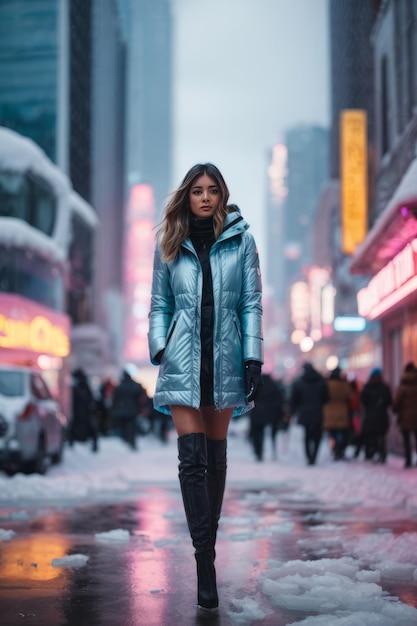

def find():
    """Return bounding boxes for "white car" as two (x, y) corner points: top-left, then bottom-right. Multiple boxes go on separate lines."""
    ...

(0, 365), (68, 475)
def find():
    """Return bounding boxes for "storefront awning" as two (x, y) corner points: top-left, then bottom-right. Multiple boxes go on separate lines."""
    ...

(350, 158), (417, 275)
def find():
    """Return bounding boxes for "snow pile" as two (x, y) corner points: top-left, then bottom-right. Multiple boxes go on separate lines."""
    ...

(94, 529), (130, 543)
(51, 554), (89, 568)
(0, 528), (16, 541)
(228, 597), (270, 623)
(260, 557), (417, 623)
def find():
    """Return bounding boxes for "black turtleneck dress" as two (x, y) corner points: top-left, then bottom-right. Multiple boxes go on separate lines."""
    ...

(189, 217), (215, 407)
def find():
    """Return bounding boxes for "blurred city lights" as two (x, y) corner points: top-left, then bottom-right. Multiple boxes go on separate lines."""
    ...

(326, 355), (339, 371)
(299, 336), (314, 352)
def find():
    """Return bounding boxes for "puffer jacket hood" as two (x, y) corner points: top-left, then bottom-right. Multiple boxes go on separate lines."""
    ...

(148, 211), (263, 417)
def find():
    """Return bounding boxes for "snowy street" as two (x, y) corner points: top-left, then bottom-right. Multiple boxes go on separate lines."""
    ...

(1, 421), (417, 625)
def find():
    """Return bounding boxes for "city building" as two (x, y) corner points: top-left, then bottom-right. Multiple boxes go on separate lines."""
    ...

(302, 0), (382, 377)
(0, 0), (93, 202)
(265, 125), (328, 375)
(0, 0), (129, 378)
(282, 124), (329, 295)
(90, 0), (127, 375)
(122, 0), (173, 217)
(351, 1), (417, 388)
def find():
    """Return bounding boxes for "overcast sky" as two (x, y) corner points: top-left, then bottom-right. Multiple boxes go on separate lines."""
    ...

(171, 0), (330, 264)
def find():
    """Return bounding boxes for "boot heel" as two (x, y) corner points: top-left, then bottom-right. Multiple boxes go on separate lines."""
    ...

(195, 549), (218, 610)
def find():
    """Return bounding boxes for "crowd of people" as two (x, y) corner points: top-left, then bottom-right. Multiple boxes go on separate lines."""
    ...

(249, 361), (417, 470)
(68, 359), (417, 471)
(67, 367), (166, 453)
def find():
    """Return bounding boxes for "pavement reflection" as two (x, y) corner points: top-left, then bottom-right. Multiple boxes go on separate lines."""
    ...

(1, 481), (417, 625)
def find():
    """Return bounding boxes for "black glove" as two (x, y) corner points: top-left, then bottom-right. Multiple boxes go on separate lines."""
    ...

(244, 360), (263, 402)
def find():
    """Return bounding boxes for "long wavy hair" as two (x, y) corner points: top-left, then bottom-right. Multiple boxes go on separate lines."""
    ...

(156, 163), (230, 263)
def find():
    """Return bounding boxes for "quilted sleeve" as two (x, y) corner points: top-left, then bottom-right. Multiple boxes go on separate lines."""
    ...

(148, 246), (175, 365)
(238, 233), (263, 363)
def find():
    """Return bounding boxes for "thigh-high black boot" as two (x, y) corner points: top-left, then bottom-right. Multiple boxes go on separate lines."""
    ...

(206, 438), (227, 553)
(178, 433), (218, 610)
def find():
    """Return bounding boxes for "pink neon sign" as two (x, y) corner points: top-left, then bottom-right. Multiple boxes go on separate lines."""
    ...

(357, 239), (417, 319)
(123, 185), (156, 362)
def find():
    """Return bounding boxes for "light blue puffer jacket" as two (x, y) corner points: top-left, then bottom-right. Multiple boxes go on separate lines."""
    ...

(148, 211), (263, 416)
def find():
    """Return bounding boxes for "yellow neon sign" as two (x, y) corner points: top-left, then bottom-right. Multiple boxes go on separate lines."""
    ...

(0, 314), (70, 357)
(340, 109), (368, 254)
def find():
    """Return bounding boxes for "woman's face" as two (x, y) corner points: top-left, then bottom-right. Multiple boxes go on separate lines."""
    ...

(189, 173), (221, 219)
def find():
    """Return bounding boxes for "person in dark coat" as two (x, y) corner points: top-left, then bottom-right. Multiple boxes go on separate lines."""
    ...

(392, 362), (417, 468)
(69, 368), (99, 452)
(290, 362), (329, 465)
(359, 367), (392, 463)
(97, 378), (116, 435)
(111, 370), (149, 450)
(249, 373), (286, 461)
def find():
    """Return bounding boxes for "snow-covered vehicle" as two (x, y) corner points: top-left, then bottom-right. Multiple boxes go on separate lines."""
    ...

(0, 365), (68, 475)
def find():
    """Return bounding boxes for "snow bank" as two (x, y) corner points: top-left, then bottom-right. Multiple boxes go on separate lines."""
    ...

(51, 554), (89, 568)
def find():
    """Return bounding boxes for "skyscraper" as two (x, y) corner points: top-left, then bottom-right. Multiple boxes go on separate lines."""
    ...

(0, 0), (93, 202)
(283, 125), (329, 293)
(123, 0), (173, 215)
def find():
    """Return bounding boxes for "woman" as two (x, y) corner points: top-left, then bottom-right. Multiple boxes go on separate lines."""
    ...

(360, 367), (392, 463)
(393, 362), (417, 468)
(148, 163), (263, 610)
(323, 366), (351, 460)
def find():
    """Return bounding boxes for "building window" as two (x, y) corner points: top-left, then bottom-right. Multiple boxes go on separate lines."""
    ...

(68, 214), (94, 325)
(394, 0), (404, 134)
(0, 171), (56, 237)
(381, 55), (391, 156)
(406, 0), (416, 120)
(0, 172), (30, 222)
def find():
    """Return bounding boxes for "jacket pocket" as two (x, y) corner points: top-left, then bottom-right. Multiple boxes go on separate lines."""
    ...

(166, 318), (177, 348)
(232, 311), (242, 343)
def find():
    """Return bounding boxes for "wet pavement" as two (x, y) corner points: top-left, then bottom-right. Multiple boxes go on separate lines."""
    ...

(1, 476), (417, 626)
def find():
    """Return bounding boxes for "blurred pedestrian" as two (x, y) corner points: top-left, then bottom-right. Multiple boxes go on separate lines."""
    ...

(111, 369), (149, 450)
(290, 362), (328, 465)
(323, 366), (352, 460)
(97, 377), (115, 435)
(359, 367), (392, 463)
(392, 362), (417, 468)
(249, 373), (286, 461)
(69, 368), (99, 452)
(148, 163), (263, 610)
(348, 376), (362, 448)
(270, 377), (289, 458)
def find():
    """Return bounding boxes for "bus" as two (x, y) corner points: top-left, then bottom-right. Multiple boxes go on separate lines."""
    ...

(0, 126), (97, 414)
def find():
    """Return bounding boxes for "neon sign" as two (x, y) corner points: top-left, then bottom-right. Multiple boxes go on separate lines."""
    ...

(123, 184), (156, 362)
(340, 109), (367, 254)
(0, 314), (70, 356)
(357, 239), (417, 319)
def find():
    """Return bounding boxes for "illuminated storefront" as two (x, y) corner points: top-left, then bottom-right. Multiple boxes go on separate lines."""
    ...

(0, 293), (71, 410)
(351, 158), (417, 387)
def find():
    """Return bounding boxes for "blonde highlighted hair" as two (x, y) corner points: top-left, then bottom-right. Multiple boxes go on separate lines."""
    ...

(156, 163), (230, 263)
